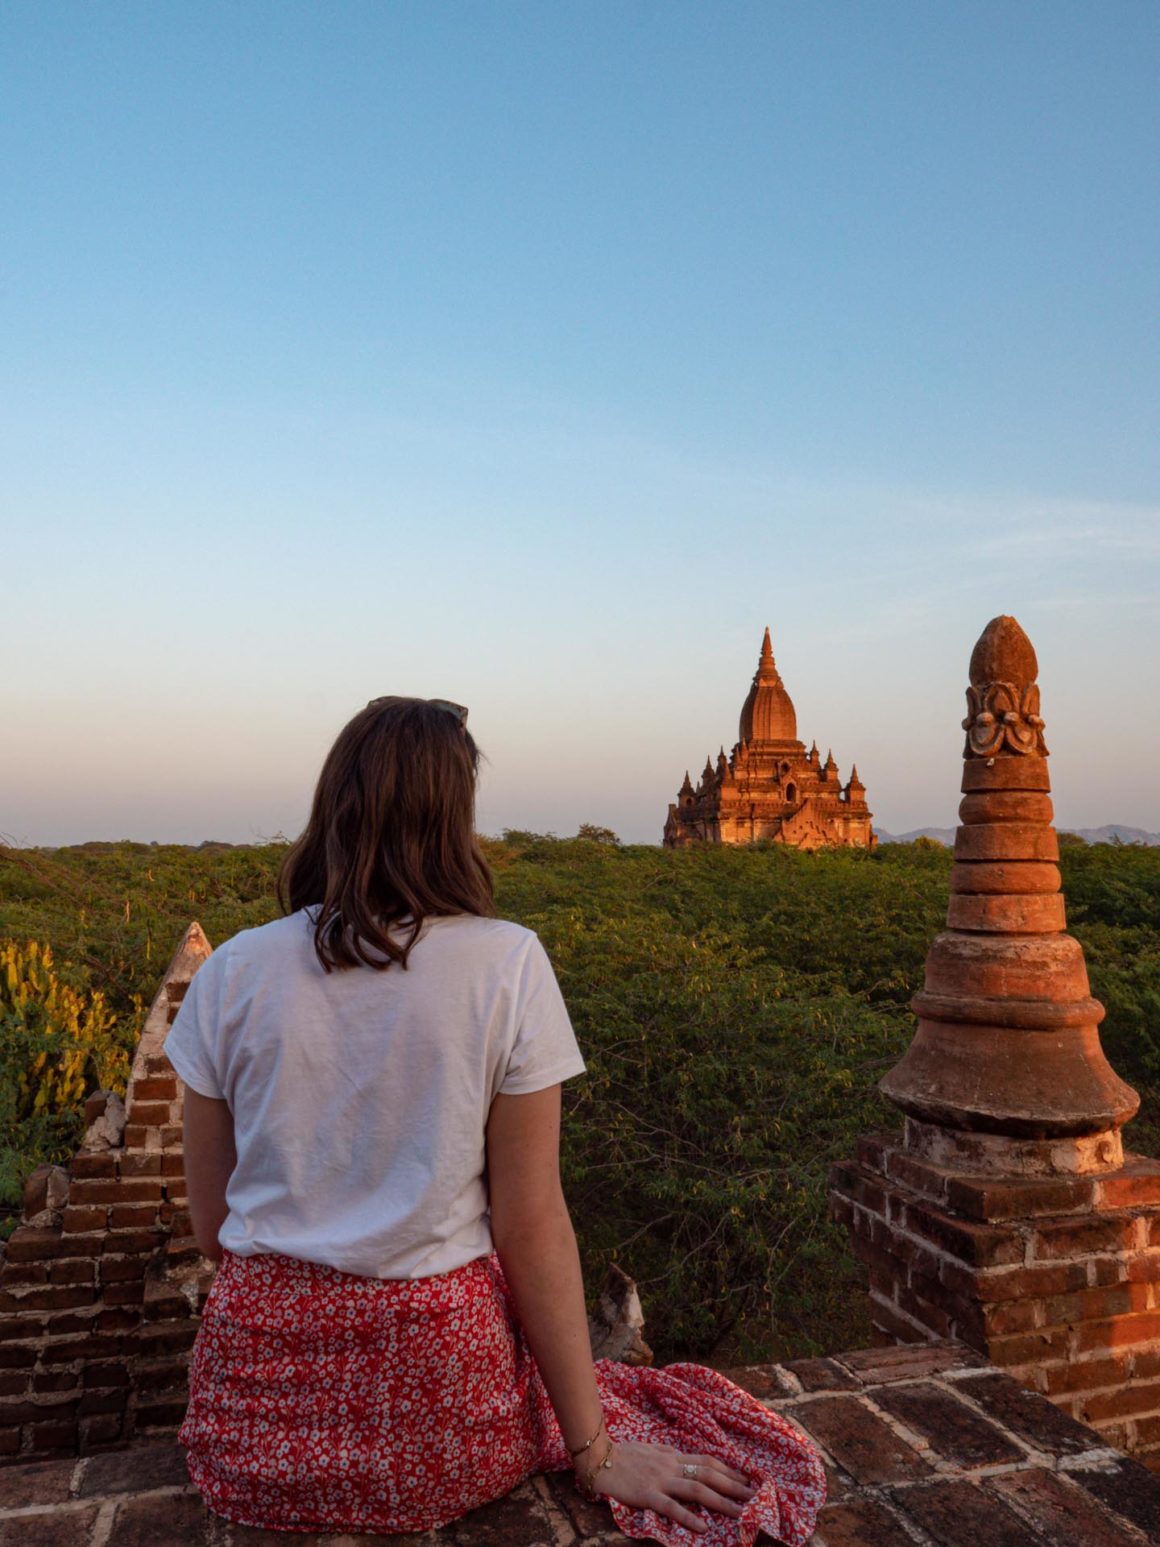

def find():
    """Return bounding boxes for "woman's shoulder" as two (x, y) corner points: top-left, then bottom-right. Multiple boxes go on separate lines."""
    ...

(425, 913), (537, 949)
(204, 911), (314, 974)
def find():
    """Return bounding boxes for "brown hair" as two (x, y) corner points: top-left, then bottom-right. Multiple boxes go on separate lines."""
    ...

(277, 697), (494, 971)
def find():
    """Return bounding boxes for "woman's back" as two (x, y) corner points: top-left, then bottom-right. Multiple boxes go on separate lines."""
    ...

(166, 910), (584, 1279)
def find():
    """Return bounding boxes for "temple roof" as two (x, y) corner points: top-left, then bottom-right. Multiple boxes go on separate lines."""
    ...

(739, 626), (798, 744)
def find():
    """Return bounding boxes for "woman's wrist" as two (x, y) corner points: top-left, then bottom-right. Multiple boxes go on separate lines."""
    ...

(573, 1435), (616, 1500)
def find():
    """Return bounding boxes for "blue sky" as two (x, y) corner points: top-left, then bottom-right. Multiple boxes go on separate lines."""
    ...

(2, 2), (1157, 844)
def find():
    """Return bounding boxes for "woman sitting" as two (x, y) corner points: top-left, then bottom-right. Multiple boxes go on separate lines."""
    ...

(168, 695), (825, 1543)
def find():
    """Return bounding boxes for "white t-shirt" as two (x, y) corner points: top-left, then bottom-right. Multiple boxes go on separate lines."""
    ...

(163, 909), (585, 1279)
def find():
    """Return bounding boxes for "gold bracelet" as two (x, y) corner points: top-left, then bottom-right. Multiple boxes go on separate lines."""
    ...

(568, 1416), (605, 1459)
(575, 1436), (615, 1501)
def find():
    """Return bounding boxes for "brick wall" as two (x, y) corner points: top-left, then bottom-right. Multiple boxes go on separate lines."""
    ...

(0, 924), (214, 1465)
(832, 1121), (1160, 1466)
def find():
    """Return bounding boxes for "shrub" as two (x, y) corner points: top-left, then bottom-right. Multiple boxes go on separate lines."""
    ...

(0, 940), (126, 1216)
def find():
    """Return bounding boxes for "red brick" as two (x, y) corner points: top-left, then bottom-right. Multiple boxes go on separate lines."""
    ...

(793, 1396), (933, 1485)
(107, 1203), (160, 1230)
(48, 1260), (95, 1287)
(137, 1321), (199, 1355)
(896, 1284), (954, 1340)
(1125, 1251), (1160, 1282)
(134, 1396), (189, 1427)
(0, 1427), (21, 1454)
(135, 1359), (188, 1394)
(973, 1260), (1090, 1303)
(877, 1381), (1025, 1467)
(1074, 1311), (1160, 1353)
(71, 1179), (164, 1205)
(883, 1151), (953, 1203)
(1098, 1156), (1160, 1210)
(79, 1411), (125, 1447)
(99, 1256), (147, 1284)
(1033, 1214), (1138, 1260)
(41, 1335), (121, 1364)
(2, 1398), (79, 1424)
(889, 1476), (1045, 1547)
(79, 1440), (191, 1495)
(119, 1152), (163, 1178)
(0, 1261), (48, 1287)
(988, 1326), (1072, 1366)
(61, 1205), (107, 1234)
(1042, 1283), (1151, 1326)
(122, 1124), (155, 1149)
(811, 1496), (917, 1547)
(29, 1418), (79, 1451)
(987, 1468), (1146, 1547)
(124, 1101), (174, 1126)
(82, 1361), (129, 1388)
(982, 1298), (1044, 1336)
(102, 1281), (146, 1306)
(1078, 1383), (1160, 1424)
(130, 1077), (179, 1102)
(0, 1285), (95, 1313)
(96, 1308), (139, 1333)
(3, 1227), (66, 1263)
(946, 1174), (1097, 1223)
(0, 1453), (76, 1507)
(0, 1346), (38, 1369)
(869, 1296), (933, 1345)
(161, 1152), (185, 1177)
(44, 1309), (98, 1336)
(160, 1126), (183, 1146)
(29, 1370), (79, 1394)
(142, 1284), (191, 1321)
(0, 1374), (29, 1398)
(1042, 1353), (1130, 1395)
(70, 1152), (118, 1179)
(897, 1201), (1025, 1268)
(104, 1229), (164, 1255)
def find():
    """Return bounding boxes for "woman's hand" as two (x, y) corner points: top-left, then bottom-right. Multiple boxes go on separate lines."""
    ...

(586, 1440), (756, 1534)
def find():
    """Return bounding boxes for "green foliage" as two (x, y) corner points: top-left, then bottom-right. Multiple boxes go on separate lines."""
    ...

(0, 938), (124, 1221)
(2, 836), (1158, 1360)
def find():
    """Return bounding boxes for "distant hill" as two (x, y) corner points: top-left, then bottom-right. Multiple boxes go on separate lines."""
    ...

(876, 824), (1160, 847)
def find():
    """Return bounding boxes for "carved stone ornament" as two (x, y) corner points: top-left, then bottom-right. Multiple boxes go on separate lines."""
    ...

(962, 680), (1047, 758)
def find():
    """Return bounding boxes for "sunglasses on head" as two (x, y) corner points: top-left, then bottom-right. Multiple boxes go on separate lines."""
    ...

(367, 696), (469, 727)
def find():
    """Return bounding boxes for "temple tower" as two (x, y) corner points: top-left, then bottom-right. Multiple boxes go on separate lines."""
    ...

(832, 615), (1160, 1464)
(663, 627), (875, 850)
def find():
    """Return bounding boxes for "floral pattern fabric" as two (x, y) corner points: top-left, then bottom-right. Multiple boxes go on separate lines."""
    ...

(180, 1249), (826, 1545)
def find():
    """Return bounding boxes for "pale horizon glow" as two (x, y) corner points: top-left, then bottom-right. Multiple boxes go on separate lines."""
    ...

(2, 4), (1158, 847)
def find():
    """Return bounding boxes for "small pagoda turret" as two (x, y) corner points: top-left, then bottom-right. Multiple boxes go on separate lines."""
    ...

(663, 627), (875, 850)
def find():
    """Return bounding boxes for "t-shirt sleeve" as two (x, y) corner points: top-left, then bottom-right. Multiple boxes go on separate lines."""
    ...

(163, 950), (227, 1101)
(499, 935), (586, 1096)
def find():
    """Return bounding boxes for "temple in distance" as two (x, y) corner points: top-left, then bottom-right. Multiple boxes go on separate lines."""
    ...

(663, 627), (875, 850)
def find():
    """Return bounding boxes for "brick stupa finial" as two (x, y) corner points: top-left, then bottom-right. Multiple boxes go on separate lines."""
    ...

(833, 618), (1160, 1464)
(879, 615), (1138, 1153)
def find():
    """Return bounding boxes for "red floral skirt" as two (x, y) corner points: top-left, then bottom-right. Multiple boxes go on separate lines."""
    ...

(180, 1249), (826, 1545)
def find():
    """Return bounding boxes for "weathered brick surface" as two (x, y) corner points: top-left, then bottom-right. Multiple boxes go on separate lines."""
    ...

(779, 1358), (858, 1393)
(790, 1396), (932, 1485)
(987, 1467), (1147, 1546)
(832, 1129), (1160, 1460)
(888, 1476), (1042, 1547)
(3, 1345), (1151, 1545)
(873, 1380), (1025, 1468)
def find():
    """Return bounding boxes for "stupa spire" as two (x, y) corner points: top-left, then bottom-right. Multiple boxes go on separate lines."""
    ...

(879, 615), (1138, 1142)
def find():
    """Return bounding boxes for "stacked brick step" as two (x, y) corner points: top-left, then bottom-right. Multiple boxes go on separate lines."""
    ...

(0, 924), (214, 1465)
